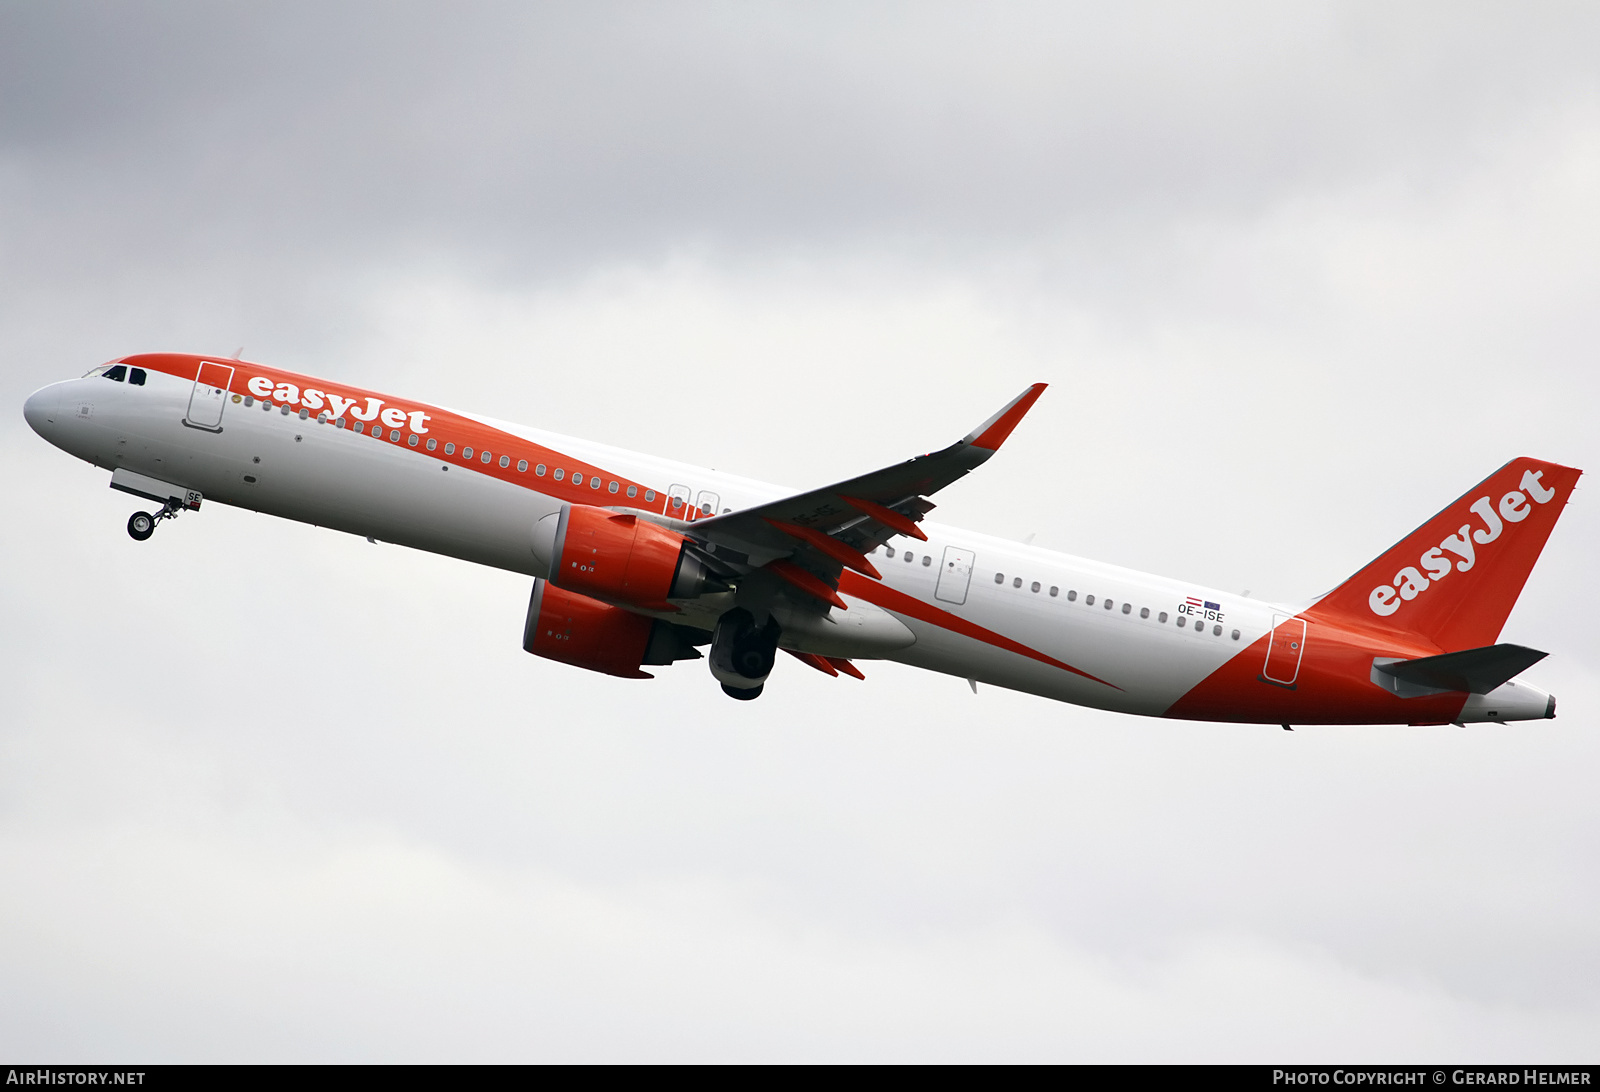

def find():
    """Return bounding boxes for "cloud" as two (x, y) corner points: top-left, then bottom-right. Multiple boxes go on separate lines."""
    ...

(6, 2), (1600, 278)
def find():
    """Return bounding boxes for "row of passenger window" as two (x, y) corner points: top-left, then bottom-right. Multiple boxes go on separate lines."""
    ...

(240, 393), (666, 502)
(993, 569), (1242, 640)
(883, 546), (933, 567)
(879, 542), (1241, 641)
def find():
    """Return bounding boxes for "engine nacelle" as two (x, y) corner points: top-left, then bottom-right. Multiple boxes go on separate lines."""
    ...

(522, 579), (703, 679)
(532, 505), (718, 607)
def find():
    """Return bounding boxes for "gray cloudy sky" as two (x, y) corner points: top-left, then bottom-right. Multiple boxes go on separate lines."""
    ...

(3, 2), (1598, 1062)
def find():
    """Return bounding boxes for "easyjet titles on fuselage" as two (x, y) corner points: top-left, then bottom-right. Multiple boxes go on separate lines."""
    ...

(243, 374), (433, 435)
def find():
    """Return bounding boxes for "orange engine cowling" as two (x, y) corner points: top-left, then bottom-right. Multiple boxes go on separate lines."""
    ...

(522, 579), (704, 679)
(535, 504), (718, 607)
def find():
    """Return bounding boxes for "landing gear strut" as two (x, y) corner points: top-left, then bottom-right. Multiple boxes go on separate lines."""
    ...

(126, 498), (184, 542)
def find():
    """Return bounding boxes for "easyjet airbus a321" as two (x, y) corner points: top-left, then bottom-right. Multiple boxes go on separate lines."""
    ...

(24, 355), (1581, 725)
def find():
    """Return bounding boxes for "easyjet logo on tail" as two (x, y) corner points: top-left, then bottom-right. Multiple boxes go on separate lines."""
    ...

(244, 375), (432, 434)
(1368, 469), (1558, 617)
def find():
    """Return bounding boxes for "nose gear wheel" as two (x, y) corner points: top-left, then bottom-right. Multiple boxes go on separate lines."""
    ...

(125, 497), (185, 542)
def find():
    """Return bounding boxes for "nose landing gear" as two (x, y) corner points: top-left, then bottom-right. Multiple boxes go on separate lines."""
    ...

(126, 498), (185, 542)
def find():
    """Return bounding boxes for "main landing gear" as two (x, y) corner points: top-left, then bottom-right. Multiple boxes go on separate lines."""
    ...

(126, 499), (184, 542)
(709, 608), (781, 700)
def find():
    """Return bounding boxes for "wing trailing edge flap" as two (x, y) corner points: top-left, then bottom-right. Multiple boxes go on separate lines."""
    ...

(784, 649), (867, 680)
(686, 383), (1047, 603)
(1374, 643), (1547, 696)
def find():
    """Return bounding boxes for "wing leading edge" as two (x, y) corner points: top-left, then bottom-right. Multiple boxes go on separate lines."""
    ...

(685, 383), (1047, 592)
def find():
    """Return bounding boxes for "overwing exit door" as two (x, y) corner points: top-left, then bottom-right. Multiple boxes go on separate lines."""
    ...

(935, 545), (975, 605)
(184, 360), (234, 432)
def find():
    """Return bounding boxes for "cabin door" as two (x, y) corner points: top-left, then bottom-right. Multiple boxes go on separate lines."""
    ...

(1263, 614), (1307, 686)
(184, 360), (234, 432)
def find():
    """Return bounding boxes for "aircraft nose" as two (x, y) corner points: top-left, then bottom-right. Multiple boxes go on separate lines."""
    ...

(23, 385), (58, 436)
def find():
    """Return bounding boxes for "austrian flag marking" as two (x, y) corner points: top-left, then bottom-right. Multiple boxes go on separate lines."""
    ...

(1179, 596), (1225, 623)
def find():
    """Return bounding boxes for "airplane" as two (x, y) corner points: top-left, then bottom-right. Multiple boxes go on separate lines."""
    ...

(22, 353), (1580, 725)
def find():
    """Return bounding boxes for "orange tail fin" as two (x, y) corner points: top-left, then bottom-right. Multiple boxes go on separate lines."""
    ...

(1308, 457), (1581, 651)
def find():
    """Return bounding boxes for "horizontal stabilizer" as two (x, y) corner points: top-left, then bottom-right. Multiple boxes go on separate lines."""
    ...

(1376, 643), (1547, 695)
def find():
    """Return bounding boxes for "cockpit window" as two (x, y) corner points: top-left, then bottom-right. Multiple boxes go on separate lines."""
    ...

(128, 367), (146, 386)
(103, 365), (127, 382)
(82, 365), (111, 377)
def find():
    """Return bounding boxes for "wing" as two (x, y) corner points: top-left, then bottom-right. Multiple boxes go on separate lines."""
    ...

(685, 383), (1046, 598)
